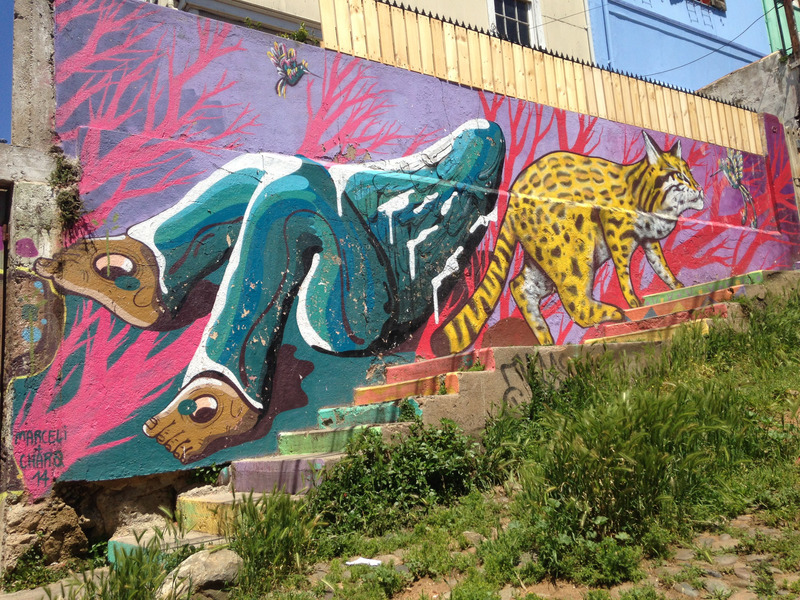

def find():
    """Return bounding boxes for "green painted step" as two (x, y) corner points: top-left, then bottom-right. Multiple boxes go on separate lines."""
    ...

(317, 399), (421, 429)
(643, 271), (766, 306)
(278, 425), (379, 455)
(107, 529), (224, 564)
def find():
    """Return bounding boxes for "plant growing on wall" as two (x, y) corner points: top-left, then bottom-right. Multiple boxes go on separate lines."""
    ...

(48, 151), (84, 231)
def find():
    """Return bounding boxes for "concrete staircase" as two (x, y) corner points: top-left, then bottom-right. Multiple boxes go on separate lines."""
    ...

(109, 268), (800, 552)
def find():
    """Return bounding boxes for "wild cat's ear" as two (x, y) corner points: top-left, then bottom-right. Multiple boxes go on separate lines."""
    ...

(642, 131), (662, 165)
(669, 140), (682, 160)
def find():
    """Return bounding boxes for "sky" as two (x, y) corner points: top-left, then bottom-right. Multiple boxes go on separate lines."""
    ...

(1, 0), (12, 143)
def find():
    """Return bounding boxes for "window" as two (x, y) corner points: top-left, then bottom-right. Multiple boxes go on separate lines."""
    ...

(691, 0), (726, 9)
(493, 0), (536, 46)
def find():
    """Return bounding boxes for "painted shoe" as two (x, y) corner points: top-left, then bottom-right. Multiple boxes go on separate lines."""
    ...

(34, 236), (165, 328)
(142, 373), (260, 464)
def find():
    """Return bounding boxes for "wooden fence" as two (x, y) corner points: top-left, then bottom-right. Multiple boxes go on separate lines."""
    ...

(319, 0), (765, 156)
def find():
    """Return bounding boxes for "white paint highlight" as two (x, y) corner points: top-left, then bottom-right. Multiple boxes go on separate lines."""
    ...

(406, 225), (438, 280)
(413, 192), (442, 214)
(377, 189), (413, 244)
(469, 204), (498, 233)
(431, 246), (463, 324)
(296, 252), (333, 352)
(440, 192), (457, 215)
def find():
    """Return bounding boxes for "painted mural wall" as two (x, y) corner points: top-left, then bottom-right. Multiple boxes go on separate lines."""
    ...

(4, 0), (799, 497)
(588, 0), (770, 90)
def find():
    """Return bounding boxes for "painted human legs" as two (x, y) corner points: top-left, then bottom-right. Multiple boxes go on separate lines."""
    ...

(35, 120), (506, 463)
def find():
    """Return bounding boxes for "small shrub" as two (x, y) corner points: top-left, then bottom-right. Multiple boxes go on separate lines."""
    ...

(619, 585), (666, 600)
(309, 421), (483, 539)
(2, 543), (71, 592)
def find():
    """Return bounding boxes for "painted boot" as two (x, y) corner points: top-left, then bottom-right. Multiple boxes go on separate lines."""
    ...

(34, 236), (166, 328)
(142, 373), (259, 464)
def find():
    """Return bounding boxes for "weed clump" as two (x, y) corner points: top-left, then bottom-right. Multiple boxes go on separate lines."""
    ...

(48, 151), (85, 231)
(226, 492), (317, 597)
(308, 420), (483, 544)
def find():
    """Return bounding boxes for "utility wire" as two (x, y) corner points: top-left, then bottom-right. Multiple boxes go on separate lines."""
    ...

(642, 3), (776, 77)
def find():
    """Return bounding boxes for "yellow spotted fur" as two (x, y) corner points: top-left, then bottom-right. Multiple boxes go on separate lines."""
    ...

(434, 131), (704, 350)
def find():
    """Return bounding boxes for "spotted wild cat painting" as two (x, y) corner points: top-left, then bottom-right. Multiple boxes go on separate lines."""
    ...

(432, 131), (705, 351)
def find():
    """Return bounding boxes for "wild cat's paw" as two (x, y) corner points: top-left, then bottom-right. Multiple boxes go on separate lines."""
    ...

(143, 375), (259, 464)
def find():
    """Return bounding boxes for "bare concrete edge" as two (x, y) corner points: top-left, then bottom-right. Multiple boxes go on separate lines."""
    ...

(12, 0), (56, 151)
(0, 146), (56, 183)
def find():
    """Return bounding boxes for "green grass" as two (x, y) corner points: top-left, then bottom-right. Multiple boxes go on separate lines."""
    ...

(23, 290), (800, 598)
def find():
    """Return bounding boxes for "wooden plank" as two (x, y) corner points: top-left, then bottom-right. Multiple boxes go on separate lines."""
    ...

(523, 47), (536, 102)
(417, 14), (434, 76)
(737, 108), (752, 154)
(662, 87), (676, 136)
(455, 26), (470, 85)
(563, 60), (578, 113)
(709, 99), (723, 146)
(601, 70), (616, 122)
(429, 16), (446, 79)
(637, 79), (651, 131)
(744, 109), (759, 154)
(752, 112), (765, 155)
(534, 50), (548, 105)
(442, 21), (458, 83)
(404, 10), (422, 73)
(670, 90), (685, 139)
(501, 40), (516, 98)
(467, 29), (482, 89)
(513, 43), (527, 101)
(686, 94), (703, 140)
(627, 77), (642, 129)
(573, 61), (587, 115)
(334, 0), (353, 56)
(725, 104), (739, 150)
(363, 0), (381, 62)
(319, 0), (338, 51)
(478, 33), (493, 92)
(651, 84), (667, 133)
(583, 64), (597, 117)
(592, 67), (607, 120)
(491, 36), (505, 96)
(716, 101), (730, 148)
(554, 55), (568, 110)
(376, 2), (394, 65)
(697, 97), (712, 145)
(612, 72), (626, 125)
(350, 0), (367, 59)
(678, 92), (691, 141)
(643, 83), (657, 132)
(390, 5), (408, 70)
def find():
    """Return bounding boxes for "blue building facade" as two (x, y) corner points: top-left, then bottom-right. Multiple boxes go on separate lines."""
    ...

(588, 0), (772, 90)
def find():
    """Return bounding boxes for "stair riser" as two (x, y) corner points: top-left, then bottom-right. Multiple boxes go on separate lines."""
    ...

(385, 348), (495, 383)
(317, 400), (421, 429)
(232, 456), (340, 494)
(353, 373), (459, 406)
(624, 286), (743, 321)
(278, 425), (378, 455)
(642, 272), (764, 306)
(586, 303), (729, 341)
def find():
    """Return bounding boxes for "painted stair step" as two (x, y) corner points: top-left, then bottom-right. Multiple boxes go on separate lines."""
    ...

(277, 423), (413, 455)
(642, 271), (766, 306)
(353, 373), (460, 406)
(385, 348), (495, 384)
(231, 452), (344, 494)
(585, 318), (713, 345)
(108, 524), (226, 562)
(624, 286), (744, 321)
(317, 399), (421, 429)
(584, 303), (730, 341)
